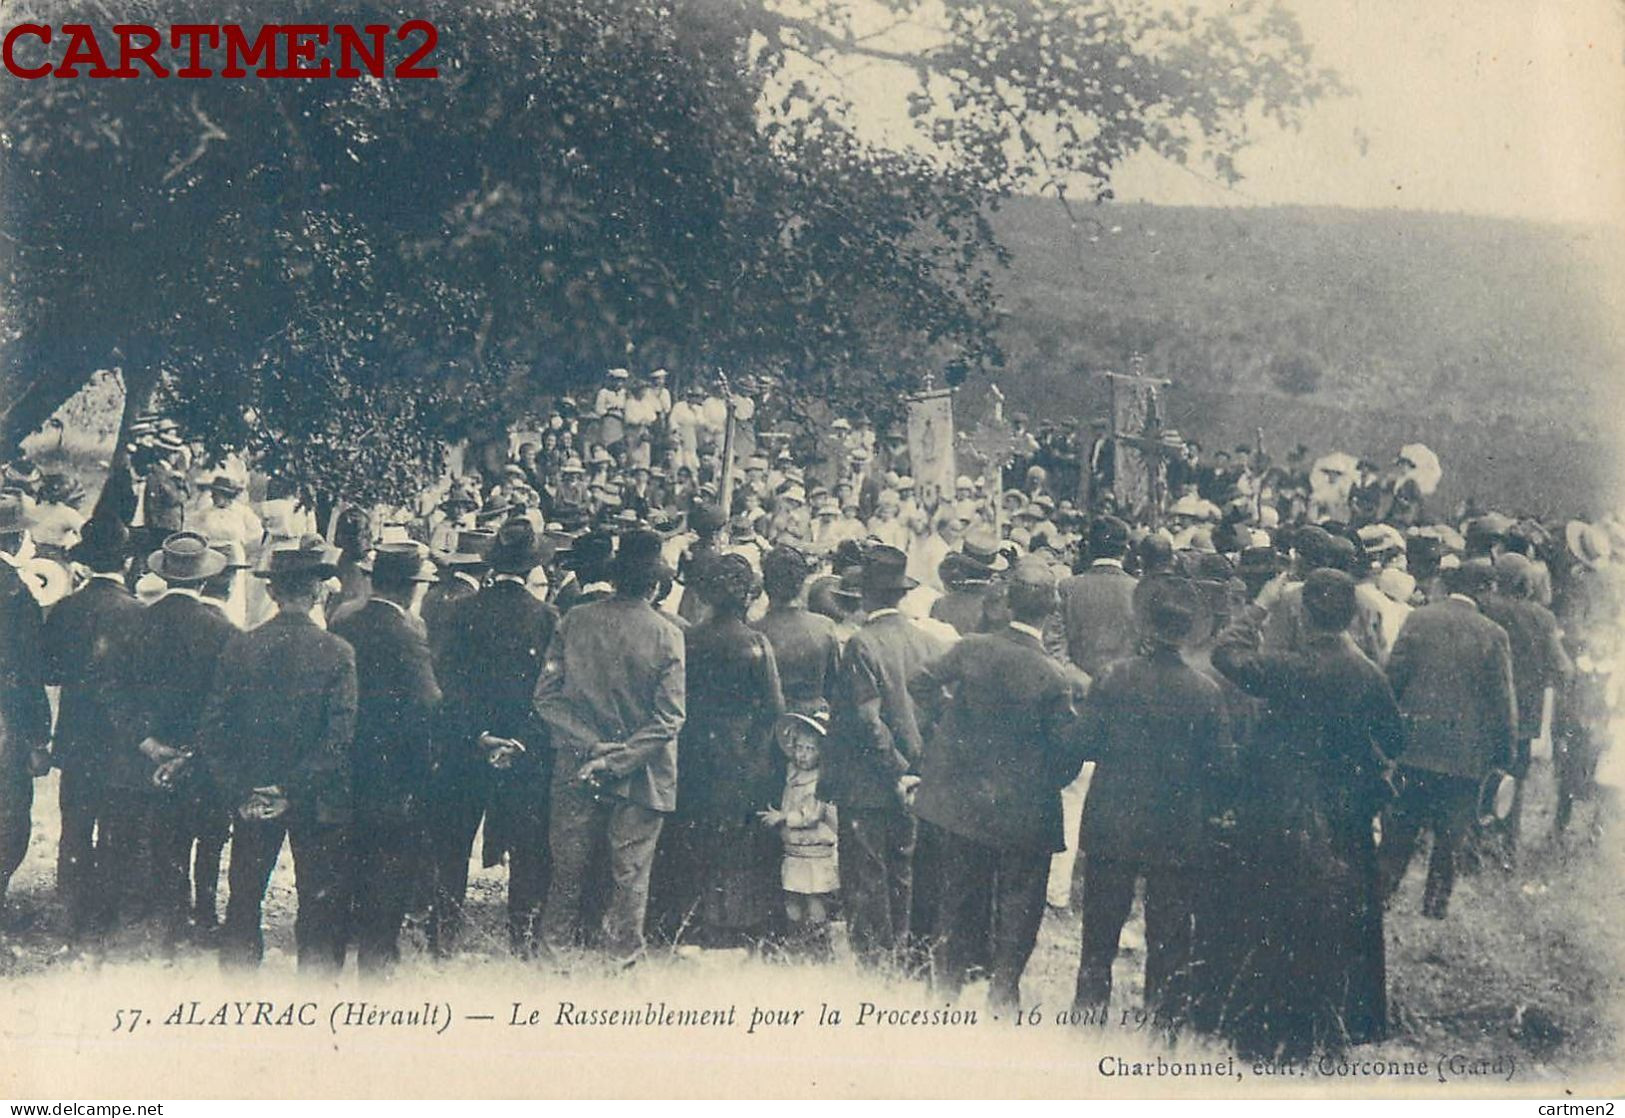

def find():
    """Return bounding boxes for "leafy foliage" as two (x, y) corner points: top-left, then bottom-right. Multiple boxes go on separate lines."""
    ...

(0, 0), (1335, 501)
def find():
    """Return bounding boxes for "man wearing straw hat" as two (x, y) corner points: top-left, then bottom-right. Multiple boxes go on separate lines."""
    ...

(199, 535), (356, 972)
(115, 531), (239, 948)
(331, 542), (442, 974)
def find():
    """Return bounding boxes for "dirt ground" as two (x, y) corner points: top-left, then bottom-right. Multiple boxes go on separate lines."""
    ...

(2, 749), (1621, 1091)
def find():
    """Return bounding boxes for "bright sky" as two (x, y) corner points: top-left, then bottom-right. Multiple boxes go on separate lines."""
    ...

(1112, 0), (1625, 226)
(816, 0), (1625, 226)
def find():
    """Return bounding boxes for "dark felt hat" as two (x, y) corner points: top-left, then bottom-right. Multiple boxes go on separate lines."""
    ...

(1088, 515), (1131, 555)
(1302, 568), (1358, 631)
(562, 530), (615, 572)
(488, 519), (544, 575)
(860, 545), (917, 593)
(68, 514), (130, 570)
(436, 528), (496, 569)
(690, 503), (727, 535)
(364, 542), (438, 585)
(254, 534), (340, 580)
(1132, 574), (1210, 647)
(205, 474), (244, 497)
(613, 527), (671, 580)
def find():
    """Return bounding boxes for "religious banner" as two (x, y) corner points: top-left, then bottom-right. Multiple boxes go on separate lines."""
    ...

(905, 385), (956, 514)
(1103, 361), (1171, 523)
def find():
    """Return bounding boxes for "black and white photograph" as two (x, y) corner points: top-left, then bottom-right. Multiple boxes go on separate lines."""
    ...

(0, 0), (1621, 1102)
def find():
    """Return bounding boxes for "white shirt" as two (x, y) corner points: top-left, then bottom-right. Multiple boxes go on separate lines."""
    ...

(192, 501), (263, 550)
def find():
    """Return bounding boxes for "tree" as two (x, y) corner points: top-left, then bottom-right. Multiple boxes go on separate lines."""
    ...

(0, 0), (1337, 502)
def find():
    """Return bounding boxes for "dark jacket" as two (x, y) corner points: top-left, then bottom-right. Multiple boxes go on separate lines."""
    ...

(929, 587), (991, 637)
(679, 616), (784, 820)
(1057, 561), (1138, 675)
(439, 578), (558, 751)
(751, 604), (839, 709)
(421, 572), (482, 664)
(0, 560), (51, 783)
(1077, 644), (1227, 864)
(198, 610), (357, 820)
(1478, 592), (1571, 742)
(331, 599), (442, 819)
(910, 625), (1085, 853)
(141, 465), (189, 534)
(1212, 606), (1406, 835)
(824, 611), (948, 810)
(118, 590), (238, 788)
(1385, 596), (1517, 779)
(39, 575), (144, 778)
(533, 593), (686, 813)
(1265, 580), (1385, 667)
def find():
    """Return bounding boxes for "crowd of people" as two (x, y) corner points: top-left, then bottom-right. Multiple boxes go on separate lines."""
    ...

(0, 365), (1620, 1063)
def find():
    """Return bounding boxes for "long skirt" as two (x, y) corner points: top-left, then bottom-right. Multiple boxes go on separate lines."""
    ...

(651, 816), (779, 946)
(1195, 818), (1386, 1060)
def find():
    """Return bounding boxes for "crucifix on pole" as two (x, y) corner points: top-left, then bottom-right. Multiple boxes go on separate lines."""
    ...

(1099, 353), (1178, 528)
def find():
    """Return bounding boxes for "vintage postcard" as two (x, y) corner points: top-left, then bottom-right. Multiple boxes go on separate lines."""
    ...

(0, 0), (1620, 1102)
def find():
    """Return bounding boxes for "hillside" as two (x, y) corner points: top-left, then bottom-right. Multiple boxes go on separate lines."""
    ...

(981, 200), (1625, 518)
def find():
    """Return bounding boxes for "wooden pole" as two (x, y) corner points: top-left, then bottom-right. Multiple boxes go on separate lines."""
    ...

(717, 371), (736, 544)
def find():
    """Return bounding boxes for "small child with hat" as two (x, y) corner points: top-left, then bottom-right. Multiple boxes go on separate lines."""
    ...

(758, 709), (839, 958)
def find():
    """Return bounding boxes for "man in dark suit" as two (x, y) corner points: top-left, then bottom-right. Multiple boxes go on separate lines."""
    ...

(1380, 559), (1517, 917)
(1056, 516), (1139, 675)
(117, 532), (242, 947)
(911, 559), (1085, 1010)
(823, 546), (948, 967)
(0, 495), (53, 922)
(431, 520), (558, 957)
(1073, 576), (1227, 1023)
(199, 535), (357, 972)
(1477, 552), (1571, 860)
(417, 528), (493, 652)
(331, 543), (442, 975)
(38, 515), (142, 940)
(534, 529), (685, 962)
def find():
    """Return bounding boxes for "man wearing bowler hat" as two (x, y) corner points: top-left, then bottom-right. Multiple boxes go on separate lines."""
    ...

(115, 531), (240, 948)
(331, 543), (442, 974)
(910, 559), (1086, 1010)
(823, 545), (946, 968)
(38, 514), (142, 942)
(432, 520), (560, 957)
(199, 535), (357, 971)
(1072, 576), (1227, 1025)
(534, 528), (685, 963)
